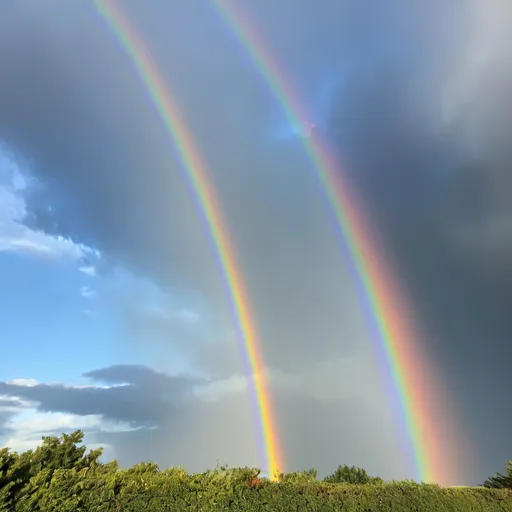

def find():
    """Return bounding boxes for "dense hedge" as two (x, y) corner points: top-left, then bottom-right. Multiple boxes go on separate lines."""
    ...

(1, 431), (511, 511)
(2, 468), (511, 511)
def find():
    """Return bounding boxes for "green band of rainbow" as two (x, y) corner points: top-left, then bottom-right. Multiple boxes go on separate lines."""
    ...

(93, 0), (283, 479)
(211, 0), (459, 485)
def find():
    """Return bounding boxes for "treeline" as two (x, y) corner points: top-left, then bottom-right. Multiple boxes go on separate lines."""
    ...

(0, 430), (510, 511)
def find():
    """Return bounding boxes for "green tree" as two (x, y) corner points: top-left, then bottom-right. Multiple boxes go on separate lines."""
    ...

(29, 430), (103, 473)
(483, 460), (512, 489)
(323, 464), (383, 485)
(1, 430), (104, 506)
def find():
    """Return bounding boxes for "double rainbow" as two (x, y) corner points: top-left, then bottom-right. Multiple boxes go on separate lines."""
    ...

(93, 0), (461, 485)
(210, 0), (459, 485)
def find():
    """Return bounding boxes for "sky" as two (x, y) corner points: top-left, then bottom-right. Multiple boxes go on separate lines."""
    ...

(0, 0), (511, 486)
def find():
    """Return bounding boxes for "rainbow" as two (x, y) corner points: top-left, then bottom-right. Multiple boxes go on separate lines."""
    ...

(92, 0), (283, 479)
(210, 0), (459, 485)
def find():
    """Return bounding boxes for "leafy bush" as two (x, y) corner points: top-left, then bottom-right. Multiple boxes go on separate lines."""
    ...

(279, 468), (318, 484)
(323, 464), (384, 484)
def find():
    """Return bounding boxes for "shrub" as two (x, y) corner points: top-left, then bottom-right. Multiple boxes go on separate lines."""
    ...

(484, 460), (512, 490)
(323, 464), (384, 485)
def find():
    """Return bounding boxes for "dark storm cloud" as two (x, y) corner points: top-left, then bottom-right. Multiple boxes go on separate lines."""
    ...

(1, 0), (510, 486)
(327, 0), (512, 486)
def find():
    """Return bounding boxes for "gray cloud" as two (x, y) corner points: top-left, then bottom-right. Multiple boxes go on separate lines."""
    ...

(0, 399), (24, 409)
(0, 366), (200, 428)
(0, 364), (408, 480)
(1, 0), (511, 486)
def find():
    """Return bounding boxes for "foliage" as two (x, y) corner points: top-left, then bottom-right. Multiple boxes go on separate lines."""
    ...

(323, 464), (384, 485)
(0, 430), (102, 509)
(484, 461), (512, 490)
(279, 468), (318, 484)
(0, 431), (510, 511)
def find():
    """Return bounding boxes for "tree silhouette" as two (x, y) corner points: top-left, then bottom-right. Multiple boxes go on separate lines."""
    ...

(483, 460), (512, 489)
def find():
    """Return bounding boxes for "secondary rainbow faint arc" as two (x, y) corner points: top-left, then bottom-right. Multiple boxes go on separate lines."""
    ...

(92, 0), (283, 479)
(211, 0), (457, 484)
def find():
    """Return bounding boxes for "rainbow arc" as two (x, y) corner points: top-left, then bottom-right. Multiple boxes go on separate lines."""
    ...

(210, 0), (461, 484)
(93, 0), (283, 479)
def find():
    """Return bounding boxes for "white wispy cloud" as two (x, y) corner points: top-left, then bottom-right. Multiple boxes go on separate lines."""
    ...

(193, 373), (248, 403)
(0, 149), (101, 264)
(2, 409), (130, 456)
(173, 308), (200, 323)
(0, 394), (33, 412)
(79, 266), (97, 277)
(143, 305), (200, 323)
(80, 286), (97, 299)
(4, 379), (39, 387)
